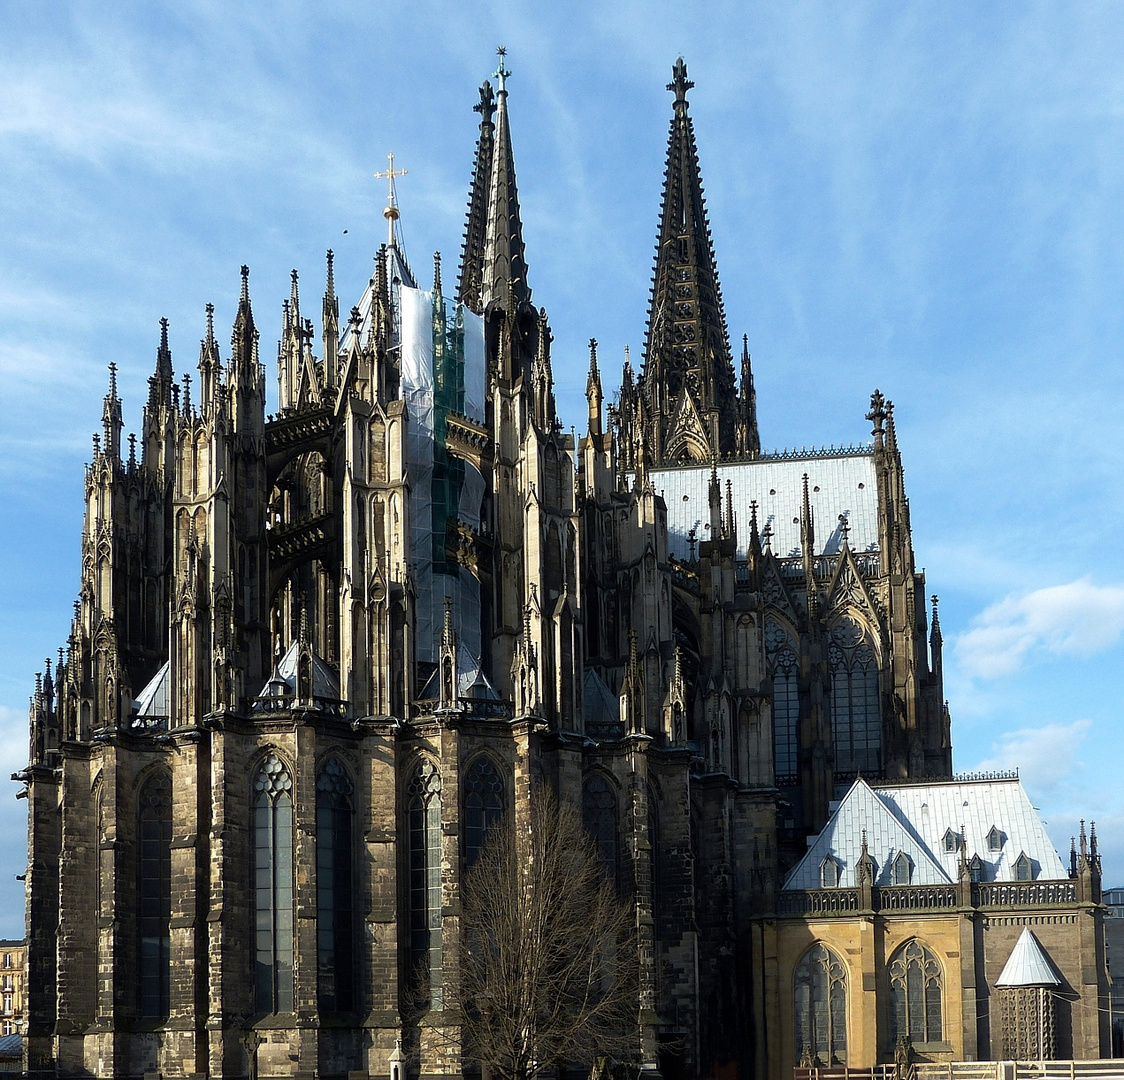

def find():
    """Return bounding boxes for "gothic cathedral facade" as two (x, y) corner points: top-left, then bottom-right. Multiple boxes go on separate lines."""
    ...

(21, 58), (951, 1079)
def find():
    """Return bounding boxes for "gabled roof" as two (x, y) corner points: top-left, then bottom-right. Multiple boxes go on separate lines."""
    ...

(583, 668), (621, 733)
(132, 661), (170, 717)
(874, 776), (1067, 883)
(261, 640), (340, 702)
(784, 778), (949, 890)
(996, 927), (1062, 987)
(420, 643), (500, 702)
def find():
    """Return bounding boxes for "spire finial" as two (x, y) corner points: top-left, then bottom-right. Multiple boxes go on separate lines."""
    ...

(240, 265), (250, 304)
(494, 45), (510, 93)
(374, 152), (408, 250)
(668, 57), (694, 105)
(108, 361), (118, 400)
(433, 250), (443, 295)
(325, 249), (335, 300)
(205, 302), (215, 346)
(128, 432), (137, 468)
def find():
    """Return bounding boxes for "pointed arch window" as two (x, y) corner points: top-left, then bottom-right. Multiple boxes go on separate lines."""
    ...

(254, 754), (294, 1014)
(137, 771), (171, 1020)
(771, 648), (799, 785)
(969, 854), (984, 883)
(988, 826), (1004, 852)
(463, 757), (506, 868)
(889, 940), (943, 1046)
(943, 829), (960, 854)
(407, 759), (442, 1007)
(794, 943), (848, 1066)
(892, 851), (912, 885)
(828, 621), (881, 776)
(820, 857), (840, 889)
(1014, 852), (1034, 881)
(317, 757), (355, 1015)
(582, 773), (619, 885)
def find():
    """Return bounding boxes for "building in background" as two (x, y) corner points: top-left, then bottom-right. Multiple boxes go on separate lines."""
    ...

(0, 942), (25, 1040)
(16, 54), (1105, 1080)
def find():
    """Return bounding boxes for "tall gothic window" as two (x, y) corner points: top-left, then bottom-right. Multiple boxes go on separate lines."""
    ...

(889, 940), (943, 1046)
(137, 771), (171, 1020)
(794, 943), (848, 1066)
(772, 649), (800, 785)
(254, 754), (294, 1014)
(407, 758), (442, 1007)
(317, 757), (354, 1015)
(463, 757), (505, 868)
(582, 773), (619, 885)
(829, 619), (881, 776)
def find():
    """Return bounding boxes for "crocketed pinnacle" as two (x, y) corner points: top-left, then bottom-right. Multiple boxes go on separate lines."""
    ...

(642, 57), (737, 460)
(148, 317), (174, 408)
(480, 49), (531, 314)
(457, 80), (497, 313)
(231, 264), (257, 373)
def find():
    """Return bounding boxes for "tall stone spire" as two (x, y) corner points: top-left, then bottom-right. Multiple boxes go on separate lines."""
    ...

(457, 79), (497, 314)
(480, 48), (531, 314)
(640, 58), (737, 464)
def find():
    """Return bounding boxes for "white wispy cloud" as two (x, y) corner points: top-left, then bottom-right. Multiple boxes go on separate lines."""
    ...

(974, 718), (1091, 796)
(955, 579), (1124, 679)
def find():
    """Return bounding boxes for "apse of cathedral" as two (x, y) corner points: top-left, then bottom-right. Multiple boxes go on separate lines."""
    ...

(20, 56), (960, 1080)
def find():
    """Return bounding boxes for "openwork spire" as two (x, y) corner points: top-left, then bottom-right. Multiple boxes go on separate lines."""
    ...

(457, 79), (497, 313)
(641, 58), (737, 463)
(480, 47), (531, 313)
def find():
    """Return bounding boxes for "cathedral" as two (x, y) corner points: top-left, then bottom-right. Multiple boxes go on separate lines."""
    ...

(19, 55), (1107, 1080)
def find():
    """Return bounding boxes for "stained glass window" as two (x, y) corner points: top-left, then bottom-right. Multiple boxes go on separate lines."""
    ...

(794, 943), (848, 1065)
(317, 757), (354, 1014)
(254, 754), (294, 1014)
(889, 940), (942, 1046)
(463, 757), (505, 868)
(137, 771), (171, 1020)
(829, 627), (881, 776)
(407, 759), (442, 1007)
(582, 773), (619, 885)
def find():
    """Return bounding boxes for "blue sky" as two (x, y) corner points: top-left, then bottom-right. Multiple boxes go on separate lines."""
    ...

(1, 2), (1123, 938)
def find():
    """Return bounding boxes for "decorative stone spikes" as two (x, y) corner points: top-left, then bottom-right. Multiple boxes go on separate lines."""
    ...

(102, 362), (123, 460)
(457, 80), (497, 313)
(481, 48), (531, 314)
(148, 317), (175, 409)
(641, 57), (737, 464)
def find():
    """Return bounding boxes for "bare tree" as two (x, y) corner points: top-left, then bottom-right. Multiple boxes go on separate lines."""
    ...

(453, 787), (639, 1080)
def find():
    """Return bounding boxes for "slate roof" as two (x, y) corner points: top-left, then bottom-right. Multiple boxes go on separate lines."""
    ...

(784, 778), (948, 890)
(873, 776), (1067, 883)
(419, 643), (501, 702)
(784, 775), (1067, 890)
(259, 641), (341, 702)
(132, 661), (170, 718)
(996, 927), (1062, 987)
(651, 452), (878, 562)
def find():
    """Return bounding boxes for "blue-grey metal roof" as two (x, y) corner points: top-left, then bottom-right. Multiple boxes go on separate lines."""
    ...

(996, 927), (1062, 987)
(650, 452), (878, 562)
(784, 775), (1068, 891)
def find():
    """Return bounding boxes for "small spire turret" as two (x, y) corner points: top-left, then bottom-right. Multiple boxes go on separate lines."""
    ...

(102, 362), (123, 460)
(586, 338), (603, 436)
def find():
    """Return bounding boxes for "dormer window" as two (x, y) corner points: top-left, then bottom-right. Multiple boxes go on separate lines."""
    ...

(892, 851), (912, 885)
(969, 854), (984, 883)
(1014, 852), (1034, 881)
(820, 856), (840, 888)
(943, 828), (961, 854)
(988, 826), (1004, 852)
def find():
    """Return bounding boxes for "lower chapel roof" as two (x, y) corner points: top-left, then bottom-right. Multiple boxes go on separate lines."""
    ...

(784, 775), (1069, 891)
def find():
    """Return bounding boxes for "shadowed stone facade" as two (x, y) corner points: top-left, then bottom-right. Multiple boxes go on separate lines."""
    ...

(20, 56), (1020, 1080)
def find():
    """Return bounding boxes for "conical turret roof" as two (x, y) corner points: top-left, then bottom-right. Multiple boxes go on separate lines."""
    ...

(996, 927), (1062, 987)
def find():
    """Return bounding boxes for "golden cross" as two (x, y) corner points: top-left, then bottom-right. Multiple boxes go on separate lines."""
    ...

(374, 152), (408, 248)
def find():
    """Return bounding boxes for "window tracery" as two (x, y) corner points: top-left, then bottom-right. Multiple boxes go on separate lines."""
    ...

(137, 771), (171, 1020)
(407, 758), (442, 1007)
(463, 757), (505, 868)
(828, 619), (880, 776)
(254, 754), (294, 1014)
(317, 756), (354, 1014)
(889, 939), (943, 1046)
(766, 619), (800, 786)
(582, 773), (619, 885)
(794, 943), (848, 1065)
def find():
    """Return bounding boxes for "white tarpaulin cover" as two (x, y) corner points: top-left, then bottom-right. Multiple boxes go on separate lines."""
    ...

(399, 286), (486, 665)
